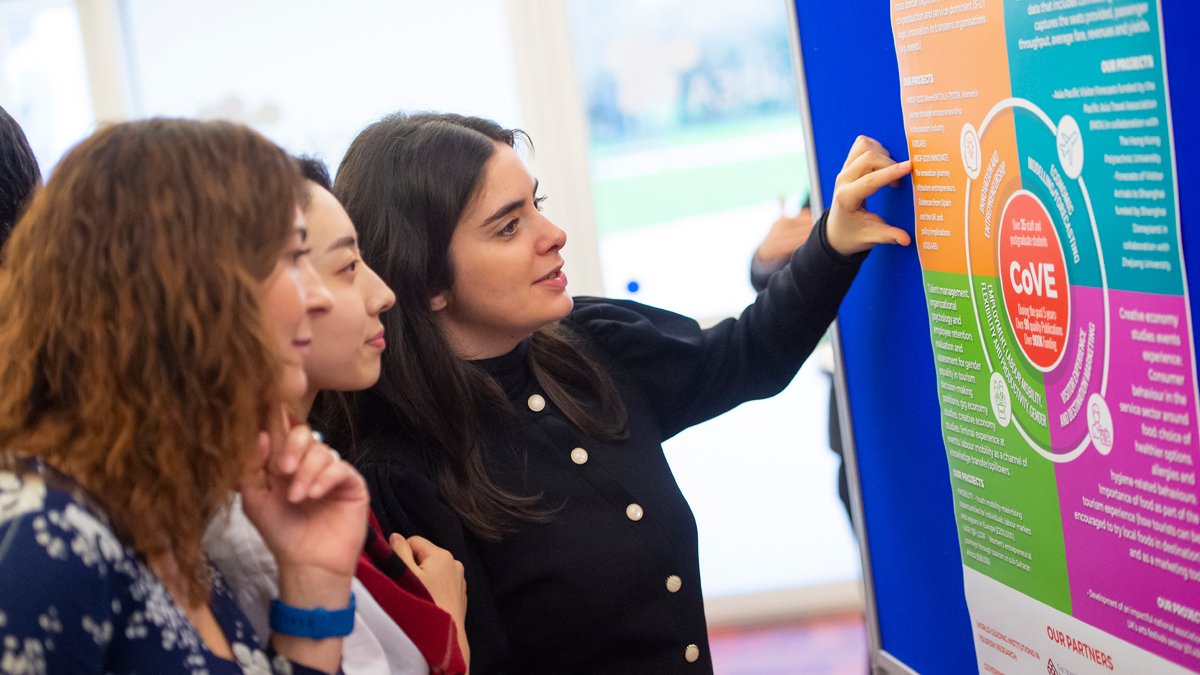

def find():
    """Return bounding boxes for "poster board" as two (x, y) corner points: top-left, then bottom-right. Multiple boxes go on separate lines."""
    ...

(789, 0), (1200, 673)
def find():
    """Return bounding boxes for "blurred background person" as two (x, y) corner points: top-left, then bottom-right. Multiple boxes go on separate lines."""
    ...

(0, 104), (41, 247)
(750, 195), (814, 292)
(748, 194), (853, 524)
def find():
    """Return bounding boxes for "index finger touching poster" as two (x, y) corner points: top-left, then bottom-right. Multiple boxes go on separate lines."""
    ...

(892, 1), (1199, 672)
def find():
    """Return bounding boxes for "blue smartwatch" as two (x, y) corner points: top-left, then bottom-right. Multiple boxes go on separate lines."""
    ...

(268, 593), (356, 639)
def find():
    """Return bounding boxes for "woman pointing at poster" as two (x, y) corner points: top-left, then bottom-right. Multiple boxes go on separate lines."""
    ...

(334, 113), (910, 673)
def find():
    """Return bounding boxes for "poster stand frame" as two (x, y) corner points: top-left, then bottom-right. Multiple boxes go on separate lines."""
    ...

(786, 0), (1200, 673)
(784, 4), (915, 671)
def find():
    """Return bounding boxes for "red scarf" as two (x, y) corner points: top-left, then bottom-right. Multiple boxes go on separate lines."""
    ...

(355, 512), (467, 675)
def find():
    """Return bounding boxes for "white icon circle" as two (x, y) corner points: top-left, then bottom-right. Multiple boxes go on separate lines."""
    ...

(961, 123), (982, 180)
(1056, 115), (1084, 180)
(1086, 394), (1114, 455)
(989, 371), (1012, 428)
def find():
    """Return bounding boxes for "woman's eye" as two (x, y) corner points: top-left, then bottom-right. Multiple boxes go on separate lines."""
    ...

(291, 247), (313, 263)
(498, 220), (518, 237)
(340, 260), (359, 274)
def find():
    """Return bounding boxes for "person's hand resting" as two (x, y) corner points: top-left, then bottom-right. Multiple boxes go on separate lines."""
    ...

(391, 533), (471, 669)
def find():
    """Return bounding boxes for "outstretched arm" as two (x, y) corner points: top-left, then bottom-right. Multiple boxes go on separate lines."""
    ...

(572, 135), (912, 438)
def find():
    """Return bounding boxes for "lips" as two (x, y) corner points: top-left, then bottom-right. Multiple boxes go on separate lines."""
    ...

(366, 328), (386, 350)
(533, 266), (569, 291)
(292, 338), (312, 356)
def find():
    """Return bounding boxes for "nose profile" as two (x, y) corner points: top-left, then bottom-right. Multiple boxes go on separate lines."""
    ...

(539, 215), (567, 254)
(366, 264), (396, 316)
(301, 257), (333, 317)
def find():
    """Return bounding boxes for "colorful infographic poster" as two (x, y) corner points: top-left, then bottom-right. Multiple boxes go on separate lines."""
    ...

(891, 1), (1199, 672)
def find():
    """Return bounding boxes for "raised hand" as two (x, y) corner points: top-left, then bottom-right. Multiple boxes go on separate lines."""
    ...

(237, 414), (368, 671)
(241, 420), (369, 581)
(826, 135), (913, 256)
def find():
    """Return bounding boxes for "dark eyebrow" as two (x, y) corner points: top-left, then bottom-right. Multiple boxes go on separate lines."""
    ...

(324, 235), (357, 253)
(480, 199), (525, 228)
(479, 179), (540, 228)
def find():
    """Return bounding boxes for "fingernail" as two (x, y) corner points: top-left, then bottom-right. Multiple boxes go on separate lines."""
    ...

(288, 481), (307, 503)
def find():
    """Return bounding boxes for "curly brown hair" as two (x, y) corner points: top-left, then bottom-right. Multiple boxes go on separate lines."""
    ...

(0, 119), (301, 605)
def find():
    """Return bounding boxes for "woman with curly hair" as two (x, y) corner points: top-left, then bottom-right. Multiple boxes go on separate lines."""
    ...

(0, 119), (369, 674)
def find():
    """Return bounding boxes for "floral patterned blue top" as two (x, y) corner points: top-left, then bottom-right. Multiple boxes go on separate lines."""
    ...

(0, 457), (331, 674)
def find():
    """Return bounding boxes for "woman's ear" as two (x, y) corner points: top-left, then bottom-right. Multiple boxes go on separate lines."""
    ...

(430, 291), (448, 312)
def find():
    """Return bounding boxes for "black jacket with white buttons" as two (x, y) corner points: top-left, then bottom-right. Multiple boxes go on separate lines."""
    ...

(357, 213), (865, 674)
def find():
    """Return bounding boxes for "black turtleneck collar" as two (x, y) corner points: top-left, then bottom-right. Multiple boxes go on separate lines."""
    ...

(471, 340), (532, 400)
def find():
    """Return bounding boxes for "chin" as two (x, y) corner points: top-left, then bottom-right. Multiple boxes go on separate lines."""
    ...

(549, 294), (574, 320)
(279, 366), (309, 405)
(343, 372), (379, 393)
(362, 364), (383, 389)
(533, 304), (573, 332)
(317, 364), (380, 395)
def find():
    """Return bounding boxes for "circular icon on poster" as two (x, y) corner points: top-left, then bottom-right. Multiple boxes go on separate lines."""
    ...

(1056, 115), (1084, 180)
(961, 123), (981, 180)
(989, 371), (1011, 427)
(961, 97), (1110, 463)
(1087, 394), (1114, 455)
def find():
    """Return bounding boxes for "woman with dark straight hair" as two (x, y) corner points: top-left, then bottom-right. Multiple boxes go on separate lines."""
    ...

(208, 156), (471, 675)
(335, 111), (911, 673)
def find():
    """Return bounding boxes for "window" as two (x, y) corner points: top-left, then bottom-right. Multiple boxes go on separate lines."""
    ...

(119, 0), (523, 171)
(566, 0), (810, 318)
(0, 0), (95, 173)
(565, 0), (859, 601)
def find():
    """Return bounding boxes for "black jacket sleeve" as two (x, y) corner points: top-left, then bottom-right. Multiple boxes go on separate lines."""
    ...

(567, 210), (865, 440)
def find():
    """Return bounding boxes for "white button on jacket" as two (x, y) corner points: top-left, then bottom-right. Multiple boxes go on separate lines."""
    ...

(625, 503), (644, 521)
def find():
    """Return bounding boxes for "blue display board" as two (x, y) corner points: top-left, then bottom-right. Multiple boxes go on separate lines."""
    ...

(791, 1), (1199, 673)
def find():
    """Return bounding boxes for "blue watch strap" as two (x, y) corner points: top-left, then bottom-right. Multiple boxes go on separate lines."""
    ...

(269, 592), (356, 639)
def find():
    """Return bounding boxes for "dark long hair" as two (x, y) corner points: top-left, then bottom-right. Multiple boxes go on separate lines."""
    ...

(0, 105), (41, 247)
(335, 112), (626, 540)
